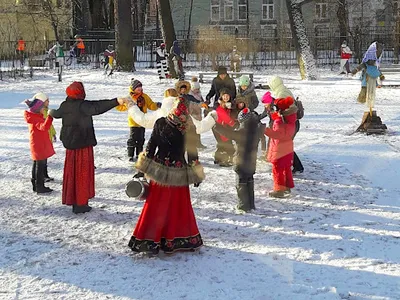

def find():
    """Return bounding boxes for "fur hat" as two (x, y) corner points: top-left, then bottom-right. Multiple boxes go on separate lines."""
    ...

(217, 66), (227, 75)
(66, 81), (86, 99)
(238, 108), (251, 123)
(25, 99), (44, 113)
(130, 79), (142, 91)
(274, 96), (294, 111)
(175, 80), (191, 93)
(235, 96), (249, 108)
(239, 75), (250, 87)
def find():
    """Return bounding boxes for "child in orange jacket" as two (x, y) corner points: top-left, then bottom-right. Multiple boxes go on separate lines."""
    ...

(24, 98), (55, 194)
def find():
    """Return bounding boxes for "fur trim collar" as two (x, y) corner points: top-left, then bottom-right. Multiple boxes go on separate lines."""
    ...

(135, 153), (205, 186)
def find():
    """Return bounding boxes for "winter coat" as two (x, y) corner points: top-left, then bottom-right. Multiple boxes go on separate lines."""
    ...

(237, 82), (259, 111)
(24, 111), (55, 161)
(43, 107), (56, 142)
(268, 76), (294, 99)
(215, 102), (236, 142)
(116, 92), (158, 127)
(215, 112), (263, 175)
(135, 117), (204, 186)
(128, 96), (177, 129)
(264, 105), (297, 163)
(206, 75), (236, 107)
(50, 97), (119, 150)
(341, 44), (352, 59)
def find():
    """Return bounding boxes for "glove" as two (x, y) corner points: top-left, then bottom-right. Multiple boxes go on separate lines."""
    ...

(48, 109), (56, 117)
(380, 74), (385, 81)
(133, 172), (144, 179)
(156, 102), (162, 108)
(201, 103), (209, 109)
(194, 182), (200, 187)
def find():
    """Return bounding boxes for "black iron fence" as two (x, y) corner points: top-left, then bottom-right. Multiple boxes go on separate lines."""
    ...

(1, 27), (400, 79)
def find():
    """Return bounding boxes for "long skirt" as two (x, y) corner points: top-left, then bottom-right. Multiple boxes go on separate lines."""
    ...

(62, 146), (95, 206)
(128, 181), (203, 254)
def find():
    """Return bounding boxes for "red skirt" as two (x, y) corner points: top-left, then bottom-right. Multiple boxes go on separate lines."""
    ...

(62, 146), (95, 206)
(128, 181), (203, 254)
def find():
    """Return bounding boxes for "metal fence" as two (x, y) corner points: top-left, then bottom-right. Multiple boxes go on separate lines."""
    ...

(1, 27), (400, 79)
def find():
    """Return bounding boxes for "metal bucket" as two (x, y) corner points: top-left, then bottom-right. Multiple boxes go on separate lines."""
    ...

(125, 179), (150, 200)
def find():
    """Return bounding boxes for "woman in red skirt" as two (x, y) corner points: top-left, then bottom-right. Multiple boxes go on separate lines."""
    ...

(49, 82), (127, 213)
(129, 96), (204, 254)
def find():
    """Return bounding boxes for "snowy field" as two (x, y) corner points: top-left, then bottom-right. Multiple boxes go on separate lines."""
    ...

(1, 67), (400, 300)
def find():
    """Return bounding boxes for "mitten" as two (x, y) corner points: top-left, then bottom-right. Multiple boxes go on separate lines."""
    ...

(156, 102), (162, 108)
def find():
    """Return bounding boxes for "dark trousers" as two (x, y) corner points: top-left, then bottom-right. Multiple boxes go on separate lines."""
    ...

(185, 126), (199, 163)
(292, 120), (304, 172)
(127, 127), (145, 158)
(212, 128), (234, 163)
(236, 172), (255, 211)
(31, 160), (46, 188)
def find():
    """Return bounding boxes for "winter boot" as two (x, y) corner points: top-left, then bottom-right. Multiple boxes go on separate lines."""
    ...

(127, 145), (135, 161)
(268, 190), (287, 198)
(236, 183), (251, 212)
(35, 160), (53, 194)
(72, 205), (92, 214)
(135, 145), (143, 161)
(248, 180), (256, 210)
(44, 162), (54, 182)
(31, 178), (36, 192)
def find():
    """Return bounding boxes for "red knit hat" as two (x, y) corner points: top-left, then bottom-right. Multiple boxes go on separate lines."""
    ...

(66, 81), (86, 99)
(274, 96), (294, 111)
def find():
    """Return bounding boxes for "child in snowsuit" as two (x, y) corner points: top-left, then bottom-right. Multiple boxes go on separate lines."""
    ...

(24, 97), (55, 194)
(116, 79), (158, 162)
(264, 96), (298, 198)
(31, 92), (56, 182)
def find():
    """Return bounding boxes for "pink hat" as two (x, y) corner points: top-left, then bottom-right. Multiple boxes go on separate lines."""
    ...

(262, 91), (273, 104)
(25, 99), (44, 113)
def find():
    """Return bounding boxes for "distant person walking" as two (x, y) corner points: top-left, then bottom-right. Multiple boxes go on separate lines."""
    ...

(339, 40), (352, 75)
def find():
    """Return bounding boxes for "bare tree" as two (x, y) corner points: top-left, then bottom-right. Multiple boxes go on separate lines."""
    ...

(157, 0), (177, 78)
(285, 0), (317, 80)
(114, 0), (134, 71)
(337, 0), (349, 42)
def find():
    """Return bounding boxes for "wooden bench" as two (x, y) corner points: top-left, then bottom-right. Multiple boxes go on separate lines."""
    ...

(198, 71), (254, 83)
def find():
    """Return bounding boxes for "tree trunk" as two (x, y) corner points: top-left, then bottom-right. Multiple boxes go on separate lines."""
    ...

(285, 0), (317, 80)
(81, 0), (92, 33)
(114, 0), (134, 71)
(157, 0), (177, 78)
(337, 0), (348, 42)
(41, 0), (59, 41)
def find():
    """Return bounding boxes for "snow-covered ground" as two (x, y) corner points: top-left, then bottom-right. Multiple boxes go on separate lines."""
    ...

(1, 68), (400, 300)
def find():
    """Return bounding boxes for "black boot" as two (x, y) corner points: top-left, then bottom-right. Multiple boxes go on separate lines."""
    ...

(293, 152), (304, 173)
(44, 161), (54, 182)
(36, 160), (53, 194)
(72, 205), (92, 214)
(248, 180), (255, 210)
(31, 178), (36, 192)
(236, 183), (251, 212)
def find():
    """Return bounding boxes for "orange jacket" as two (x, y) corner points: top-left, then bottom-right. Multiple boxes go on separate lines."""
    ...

(24, 111), (55, 161)
(76, 38), (85, 49)
(17, 39), (25, 51)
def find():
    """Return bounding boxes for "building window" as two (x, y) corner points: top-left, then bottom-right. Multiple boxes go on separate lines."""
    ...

(316, 3), (328, 20)
(238, 0), (247, 20)
(211, 0), (220, 21)
(262, 0), (274, 20)
(224, 0), (234, 21)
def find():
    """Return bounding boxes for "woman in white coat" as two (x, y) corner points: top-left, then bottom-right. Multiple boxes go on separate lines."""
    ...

(128, 88), (178, 129)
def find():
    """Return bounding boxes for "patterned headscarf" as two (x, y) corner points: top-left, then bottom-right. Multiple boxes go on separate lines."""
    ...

(167, 97), (190, 133)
